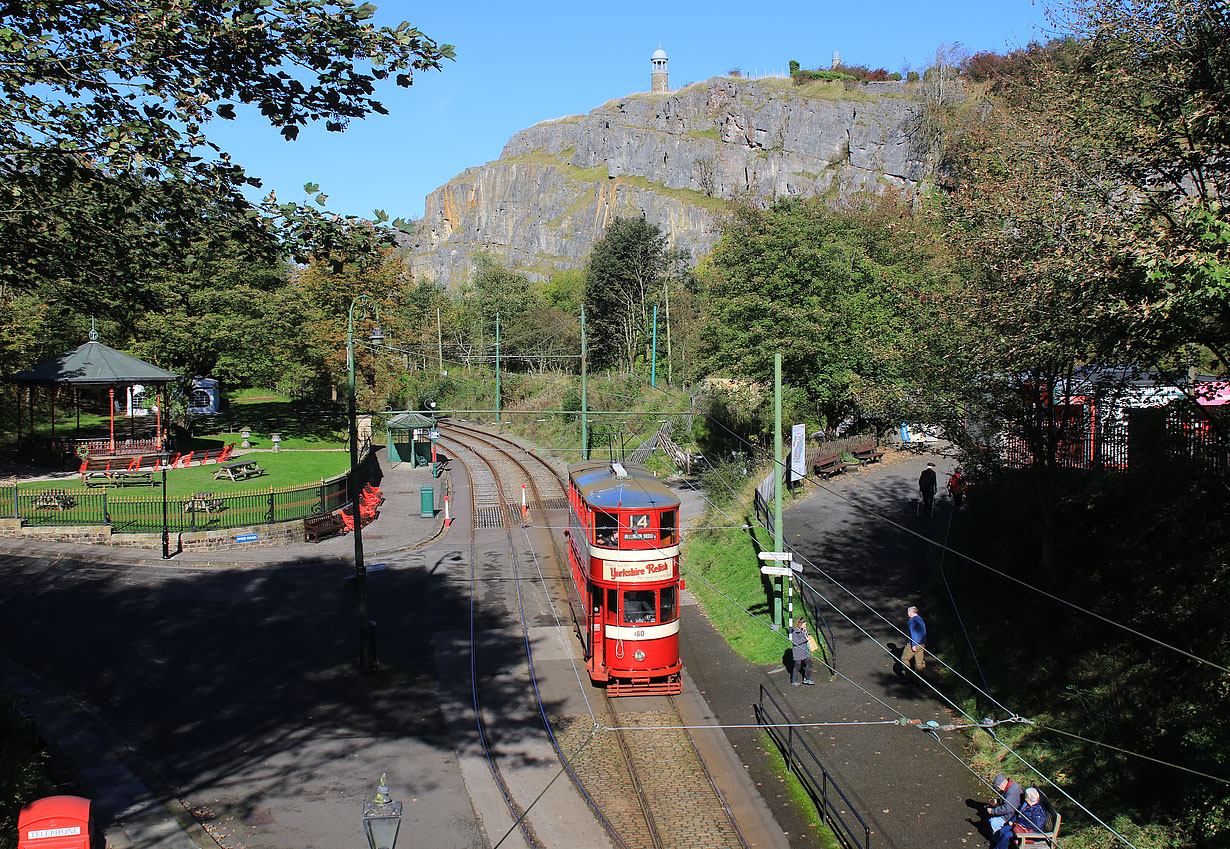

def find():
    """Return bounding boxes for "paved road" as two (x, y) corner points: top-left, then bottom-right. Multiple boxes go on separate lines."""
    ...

(681, 449), (995, 849)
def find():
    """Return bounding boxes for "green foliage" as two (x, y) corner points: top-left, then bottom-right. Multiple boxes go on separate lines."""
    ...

(0, 0), (454, 375)
(939, 465), (1230, 846)
(0, 694), (62, 849)
(696, 197), (957, 428)
(584, 217), (671, 372)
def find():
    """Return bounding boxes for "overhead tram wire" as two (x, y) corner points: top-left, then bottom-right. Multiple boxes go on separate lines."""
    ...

(654, 447), (1224, 835)
(667, 393), (1230, 678)
(669, 445), (1228, 789)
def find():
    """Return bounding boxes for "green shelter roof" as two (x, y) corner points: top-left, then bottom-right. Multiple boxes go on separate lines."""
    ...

(383, 412), (437, 430)
(10, 340), (177, 386)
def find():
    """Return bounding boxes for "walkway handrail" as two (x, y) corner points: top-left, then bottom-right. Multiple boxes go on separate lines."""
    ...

(756, 684), (871, 849)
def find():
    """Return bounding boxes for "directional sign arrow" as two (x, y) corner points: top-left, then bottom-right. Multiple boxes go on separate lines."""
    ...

(757, 551), (793, 561)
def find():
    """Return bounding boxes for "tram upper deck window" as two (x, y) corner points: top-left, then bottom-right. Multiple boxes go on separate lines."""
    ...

(661, 509), (677, 545)
(623, 590), (657, 624)
(660, 586), (677, 622)
(594, 511), (618, 547)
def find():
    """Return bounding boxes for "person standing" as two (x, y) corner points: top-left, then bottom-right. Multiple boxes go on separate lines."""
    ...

(919, 462), (938, 515)
(900, 605), (927, 672)
(947, 467), (966, 509)
(790, 617), (815, 686)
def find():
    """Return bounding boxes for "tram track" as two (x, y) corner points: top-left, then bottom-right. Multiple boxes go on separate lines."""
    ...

(439, 422), (750, 849)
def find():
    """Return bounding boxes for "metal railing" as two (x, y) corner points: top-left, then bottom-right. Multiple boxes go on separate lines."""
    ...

(1, 450), (378, 534)
(756, 684), (871, 849)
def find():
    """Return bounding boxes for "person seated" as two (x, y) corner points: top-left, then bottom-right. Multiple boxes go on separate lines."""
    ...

(985, 773), (1023, 834)
(991, 786), (1047, 849)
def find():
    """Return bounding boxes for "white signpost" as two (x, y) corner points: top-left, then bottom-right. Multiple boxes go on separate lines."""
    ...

(758, 550), (794, 576)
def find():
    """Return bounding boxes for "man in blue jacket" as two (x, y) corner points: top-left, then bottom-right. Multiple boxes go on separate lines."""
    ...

(900, 605), (927, 672)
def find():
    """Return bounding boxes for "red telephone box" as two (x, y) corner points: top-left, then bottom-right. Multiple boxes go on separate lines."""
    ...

(17, 796), (94, 849)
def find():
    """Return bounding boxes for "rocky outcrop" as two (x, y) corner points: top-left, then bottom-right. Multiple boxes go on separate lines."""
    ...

(403, 76), (929, 286)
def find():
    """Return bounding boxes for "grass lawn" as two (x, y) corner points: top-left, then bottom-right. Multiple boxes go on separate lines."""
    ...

(23, 450), (349, 497)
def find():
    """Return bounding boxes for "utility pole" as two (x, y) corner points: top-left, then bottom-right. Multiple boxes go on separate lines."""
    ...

(650, 305), (658, 388)
(581, 306), (588, 460)
(773, 353), (784, 630)
(437, 307), (444, 375)
(664, 284), (673, 385)
(495, 313), (501, 424)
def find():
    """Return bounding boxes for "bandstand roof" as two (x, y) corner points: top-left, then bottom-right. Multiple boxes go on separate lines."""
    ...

(10, 339), (177, 386)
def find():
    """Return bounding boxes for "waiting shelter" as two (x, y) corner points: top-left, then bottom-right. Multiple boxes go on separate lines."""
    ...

(9, 326), (177, 459)
(383, 412), (437, 467)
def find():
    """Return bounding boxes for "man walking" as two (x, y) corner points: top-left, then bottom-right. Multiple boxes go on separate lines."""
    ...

(900, 605), (927, 673)
(919, 462), (938, 516)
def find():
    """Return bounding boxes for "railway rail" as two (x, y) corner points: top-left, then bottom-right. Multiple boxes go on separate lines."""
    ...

(438, 423), (749, 849)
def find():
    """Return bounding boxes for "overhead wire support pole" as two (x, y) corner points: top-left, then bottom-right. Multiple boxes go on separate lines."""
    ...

(581, 306), (588, 460)
(773, 352), (784, 630)
(495, 312), (501, 424)
(651, 305), (658, 388)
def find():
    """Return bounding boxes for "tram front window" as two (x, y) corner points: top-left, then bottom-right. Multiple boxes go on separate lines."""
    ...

(623, 590), (657, 624)
(595, 511), (618, 547)
(660, 586), (677, 622)
(661, 509), (677, 545)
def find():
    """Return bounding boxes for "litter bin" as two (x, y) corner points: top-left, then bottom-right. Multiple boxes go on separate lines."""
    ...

(18, 796), (94, 849)
(419, 486), (434, 518)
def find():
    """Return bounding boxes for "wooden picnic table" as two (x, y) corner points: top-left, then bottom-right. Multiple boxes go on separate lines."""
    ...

(184, 492), (226, 514)
(213, 459), (267, 482)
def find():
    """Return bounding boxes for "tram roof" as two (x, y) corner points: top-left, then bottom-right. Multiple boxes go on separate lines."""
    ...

(569, 460), (680, 510)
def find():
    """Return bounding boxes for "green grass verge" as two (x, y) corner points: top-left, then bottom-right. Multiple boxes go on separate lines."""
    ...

(759, 729), (844, 848)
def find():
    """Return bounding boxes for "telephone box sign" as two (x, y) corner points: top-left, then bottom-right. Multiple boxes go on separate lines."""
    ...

(27, 827), (82, 840)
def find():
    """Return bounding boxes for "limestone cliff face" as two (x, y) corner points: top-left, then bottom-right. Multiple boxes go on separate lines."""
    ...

(403, 76), (928, 286)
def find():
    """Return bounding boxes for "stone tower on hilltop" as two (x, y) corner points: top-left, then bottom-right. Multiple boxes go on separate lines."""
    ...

(651, 46), (668, 92)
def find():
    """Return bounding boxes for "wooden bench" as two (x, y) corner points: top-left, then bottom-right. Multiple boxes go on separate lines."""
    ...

(1017, 811), (1061, 847)
(814, 452), (849, 480)
(304, 512), (346, 542)
(852, 441), (885, 464)
(33, 489), (76, 510)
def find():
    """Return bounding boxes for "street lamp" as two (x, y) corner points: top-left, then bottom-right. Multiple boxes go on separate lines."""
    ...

(348, 295), (385, 673)
(161, 459), (170, 559)
(361, 775), (402, 849)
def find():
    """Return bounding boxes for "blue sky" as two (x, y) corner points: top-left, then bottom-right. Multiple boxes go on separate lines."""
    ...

(206, 0), (1057, 222)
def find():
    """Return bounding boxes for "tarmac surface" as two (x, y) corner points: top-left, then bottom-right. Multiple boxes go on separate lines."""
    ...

(0, 443), (998, 849)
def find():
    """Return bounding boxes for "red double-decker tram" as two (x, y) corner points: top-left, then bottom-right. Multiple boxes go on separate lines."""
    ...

(565, 460), (683, 696)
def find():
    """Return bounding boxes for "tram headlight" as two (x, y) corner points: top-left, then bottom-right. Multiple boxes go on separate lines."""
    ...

(634, 650), (646, 662)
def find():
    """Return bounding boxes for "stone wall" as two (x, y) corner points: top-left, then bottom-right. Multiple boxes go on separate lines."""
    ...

(0, 518), (305, 550)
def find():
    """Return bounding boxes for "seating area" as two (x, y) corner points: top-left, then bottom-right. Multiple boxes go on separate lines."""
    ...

(183, 492), (226, 514)
(1017, 810), (1061, 847)
(33, 489), (76, 510)
(304, 511), (346, 542)
(77, 443), (237, 485)
(340, 483), (384, 532)
(213, 459), (267, 482)
(852, 441), (885, 464)
(814, 452), (849, 480)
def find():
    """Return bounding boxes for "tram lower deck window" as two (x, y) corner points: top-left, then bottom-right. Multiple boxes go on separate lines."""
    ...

(623, 590), (657, 624)
(660, 586), (677, 622)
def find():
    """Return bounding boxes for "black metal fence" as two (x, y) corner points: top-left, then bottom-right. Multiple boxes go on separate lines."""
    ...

(1001, 407), (1229, 475)
(756, 684), (871, 849)
(1, 451), (376, 534)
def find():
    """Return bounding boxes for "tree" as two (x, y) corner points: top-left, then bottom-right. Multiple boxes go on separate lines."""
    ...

(695, 197), (955, 429)
(584, 217), (670, 372)
(0, 1), (453, 371)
